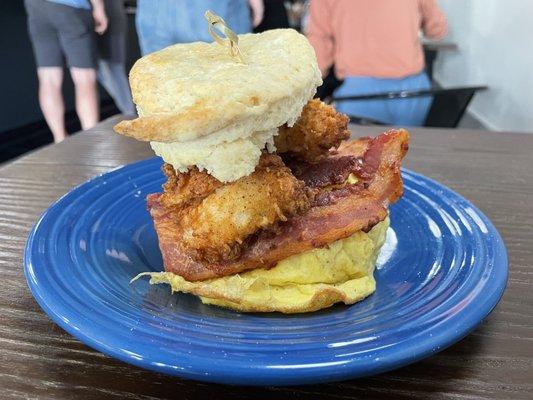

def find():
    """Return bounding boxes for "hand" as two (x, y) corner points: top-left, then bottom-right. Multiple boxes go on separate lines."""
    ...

(248, 0), (264, 28)
(92, 5), (108, 35)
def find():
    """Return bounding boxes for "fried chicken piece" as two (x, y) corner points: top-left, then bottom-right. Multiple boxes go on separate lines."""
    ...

(159, 164), (222, 211)
(148, 129), (409, 281)
(275, 99), (350, 163)
(167, 153), (310, 263)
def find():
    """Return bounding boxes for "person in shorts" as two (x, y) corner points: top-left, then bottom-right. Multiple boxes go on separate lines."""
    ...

(24, 0), (108, 142)
(96, 0), (136, 116)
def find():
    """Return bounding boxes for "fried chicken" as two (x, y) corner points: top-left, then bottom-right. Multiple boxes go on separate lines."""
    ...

(275, 99), (350, 163)
(159, 164), (222, 211)
(160, 153), (311, 263)
(155, 100), (351, 264)
(148, 129), (409, 281)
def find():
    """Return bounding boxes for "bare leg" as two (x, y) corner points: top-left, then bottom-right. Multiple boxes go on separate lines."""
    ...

(70, 67), (99, 130)
(37, 67), (66, 143)
(97, 60), (136, 116)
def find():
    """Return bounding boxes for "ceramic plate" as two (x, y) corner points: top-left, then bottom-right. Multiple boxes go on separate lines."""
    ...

(24, 158), (508, 385)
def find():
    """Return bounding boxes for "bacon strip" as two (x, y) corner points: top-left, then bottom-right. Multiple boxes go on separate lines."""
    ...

(284, 155), (363, 189)
(148, 129), (409, 281)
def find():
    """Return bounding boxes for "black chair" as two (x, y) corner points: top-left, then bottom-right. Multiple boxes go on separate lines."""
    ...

(331, 86), (488, 128)
(423, 42), (458, 80)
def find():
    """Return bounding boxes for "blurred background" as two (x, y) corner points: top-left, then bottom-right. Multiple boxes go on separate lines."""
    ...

(1, 0), (532, 165)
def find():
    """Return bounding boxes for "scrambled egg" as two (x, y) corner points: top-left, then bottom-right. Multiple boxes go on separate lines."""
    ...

(136, 218), (389, 314)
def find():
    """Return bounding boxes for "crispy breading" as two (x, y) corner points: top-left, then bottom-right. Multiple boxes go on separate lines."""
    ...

(148, 129), (409, 281)
(159, 164), (222, 211)
(275, 99), (350, 162)
(163, 153), (310, 263)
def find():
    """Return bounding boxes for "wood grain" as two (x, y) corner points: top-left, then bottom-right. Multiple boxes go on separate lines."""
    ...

(0, 116), (532, 399)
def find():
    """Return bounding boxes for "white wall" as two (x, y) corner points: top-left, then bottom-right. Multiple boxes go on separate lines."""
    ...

(434, 0), (533, 133)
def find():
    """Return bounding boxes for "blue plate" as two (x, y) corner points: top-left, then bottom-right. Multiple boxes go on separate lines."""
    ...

(24, 158), (508, 386)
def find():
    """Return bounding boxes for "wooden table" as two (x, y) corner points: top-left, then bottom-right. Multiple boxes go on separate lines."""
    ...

(1, 117), (531, 399)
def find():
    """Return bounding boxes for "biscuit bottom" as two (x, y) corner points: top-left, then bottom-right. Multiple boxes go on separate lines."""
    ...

(135, 218), (389, 314)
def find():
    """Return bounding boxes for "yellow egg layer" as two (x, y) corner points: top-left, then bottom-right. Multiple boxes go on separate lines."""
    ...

(135, 217), (389, 314)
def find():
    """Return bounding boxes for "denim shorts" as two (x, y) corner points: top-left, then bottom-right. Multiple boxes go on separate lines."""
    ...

(334, 72), (432, 127)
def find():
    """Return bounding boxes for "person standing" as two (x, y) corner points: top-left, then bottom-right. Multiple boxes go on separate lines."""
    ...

(254, 0), (289, 32)
(24, 0), (107, 143)
(136, 0), (264, 55)
(307, 0), (447, 126)
(96, 0), (136, 116)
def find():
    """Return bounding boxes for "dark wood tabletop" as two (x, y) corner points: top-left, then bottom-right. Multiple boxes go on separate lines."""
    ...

(1, 116), (532, 400)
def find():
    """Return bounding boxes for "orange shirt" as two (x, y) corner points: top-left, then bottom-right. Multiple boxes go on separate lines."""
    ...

(307, 0), (448, 79)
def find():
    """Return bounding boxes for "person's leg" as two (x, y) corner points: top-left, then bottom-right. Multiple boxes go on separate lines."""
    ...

(70, 67), (99, 130)
(37, 67), (67, 143)
(97, 59), (117, 104)
(24, 0), (68, 142)
(108, 63), (136, 115)
(96, 3), (136, 115)
(98, 60), (136, 115)
(53, 5), (100, 130)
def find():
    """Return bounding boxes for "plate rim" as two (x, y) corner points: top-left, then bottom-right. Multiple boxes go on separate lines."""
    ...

(23, 158), (509, 386)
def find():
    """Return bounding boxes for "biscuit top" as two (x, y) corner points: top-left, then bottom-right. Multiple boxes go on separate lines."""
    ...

(114, 29), (322, 143)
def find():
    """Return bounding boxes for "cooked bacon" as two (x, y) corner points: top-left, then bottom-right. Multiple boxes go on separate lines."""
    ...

(284, 155), (362, 189)
(148, 129), (409, 281)
(282, 135), (389, 189)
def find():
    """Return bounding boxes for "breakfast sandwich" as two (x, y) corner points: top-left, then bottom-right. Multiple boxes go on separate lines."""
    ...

(114, 18), (409, 313)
